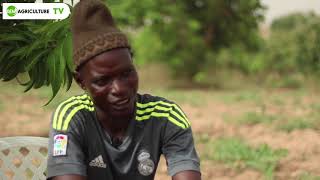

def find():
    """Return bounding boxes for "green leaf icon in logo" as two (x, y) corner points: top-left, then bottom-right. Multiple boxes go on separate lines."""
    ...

(7, 6), (17, 17)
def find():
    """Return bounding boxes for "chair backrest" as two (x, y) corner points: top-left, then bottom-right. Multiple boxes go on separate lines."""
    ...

(0, 136), (48, 180)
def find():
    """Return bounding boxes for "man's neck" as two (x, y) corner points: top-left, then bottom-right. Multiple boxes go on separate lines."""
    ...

(95, 108), (133, 138)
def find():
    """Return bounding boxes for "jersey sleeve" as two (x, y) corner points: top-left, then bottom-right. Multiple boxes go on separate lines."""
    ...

(47, 108), (87, 179)
(161, 103), (201, 176)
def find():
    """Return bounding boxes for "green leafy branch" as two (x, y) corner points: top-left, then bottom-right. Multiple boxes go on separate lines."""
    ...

(0, 18), (73, 105)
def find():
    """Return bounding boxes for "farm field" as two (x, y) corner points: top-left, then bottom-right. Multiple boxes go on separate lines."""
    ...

(0, 81), (319, 180)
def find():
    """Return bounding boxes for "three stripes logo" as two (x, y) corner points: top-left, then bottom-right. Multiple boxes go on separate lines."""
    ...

(52, 94), (95, 131)
(89, 155), (107, 168)
(52, 94), (191, 131)
(136, 100), (190, 129)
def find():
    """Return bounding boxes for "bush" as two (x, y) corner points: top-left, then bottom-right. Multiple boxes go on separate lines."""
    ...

(266, 13), (320, 75)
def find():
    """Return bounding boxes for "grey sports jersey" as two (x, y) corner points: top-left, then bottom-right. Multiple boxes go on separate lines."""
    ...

(47, 93), (200, 179)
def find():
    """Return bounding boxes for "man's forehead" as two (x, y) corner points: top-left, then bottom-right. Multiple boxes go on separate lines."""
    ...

(92, 48), (131, 62)
(80, 48), (132, 74)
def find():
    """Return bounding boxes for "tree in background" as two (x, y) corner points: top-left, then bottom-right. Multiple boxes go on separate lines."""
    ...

(266, 13), (320, 75)
(107, 0), (265, 81)
(1, 0), (319, 102)
(0, 0), (265, 101)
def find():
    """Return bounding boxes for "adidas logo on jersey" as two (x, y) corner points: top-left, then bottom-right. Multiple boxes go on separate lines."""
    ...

(89, 155), (107, 168)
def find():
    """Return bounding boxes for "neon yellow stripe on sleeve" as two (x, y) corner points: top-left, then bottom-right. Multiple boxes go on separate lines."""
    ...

(137, 101), (188, 119)
(62, 104), (94, 131)
(136, 105), (189, 128)
(136, 105), (171, 114)
(56, 99), (93, 130)
(137, 101), (190, 127)
(136, 112), (186, 129)
(53, 94), (88, 129)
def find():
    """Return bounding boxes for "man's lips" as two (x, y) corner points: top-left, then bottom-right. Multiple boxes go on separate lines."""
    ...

(110, 98), (131, 110)
(114, 98), (130, 105)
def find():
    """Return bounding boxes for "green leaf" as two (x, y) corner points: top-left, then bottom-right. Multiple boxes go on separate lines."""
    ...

(23, 70), (35, 92)
(65, 68), (73, 91)
(0, 34), (28, 42)
(45, 44), (62, 105)
(2, 60), (22, 81)
(33, 21), (54, 34)
(9, 46), (29, 58)
(62, 35), (73, 91)
(43, 20), (68, 39)
(0, 48), (15, 78)
(25, 49), (49, 71)
(33, 60), (46, 89)
(0, 48), (11, 65)
(25, 40), (47, 58)
(64, 32), (74, 72)
(59, 41), (66, 87)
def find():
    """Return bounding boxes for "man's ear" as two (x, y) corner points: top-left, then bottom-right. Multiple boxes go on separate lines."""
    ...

(73, 71), (86, 90)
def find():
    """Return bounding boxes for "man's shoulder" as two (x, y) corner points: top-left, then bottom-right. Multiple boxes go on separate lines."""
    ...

(137, 93), (178, 110)
(51, 93), (95, 131)
(137, 93), (173, 104)
(136, 93), (190, 129)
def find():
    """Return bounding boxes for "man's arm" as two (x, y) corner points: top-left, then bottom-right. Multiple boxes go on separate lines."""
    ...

(47, 109), (87, 179)
(52, 175), (86, 180)
(172, 171), (201, 180)
(161, 101), (201, 178)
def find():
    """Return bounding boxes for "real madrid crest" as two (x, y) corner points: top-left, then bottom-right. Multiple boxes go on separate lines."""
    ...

(137, 150), (155, 176)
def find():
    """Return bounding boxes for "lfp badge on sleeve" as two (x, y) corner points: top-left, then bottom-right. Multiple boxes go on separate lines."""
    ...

(53, 134), (68, 156)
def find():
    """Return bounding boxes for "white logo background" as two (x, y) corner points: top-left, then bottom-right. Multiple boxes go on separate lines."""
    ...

(2, 3), (70, 20)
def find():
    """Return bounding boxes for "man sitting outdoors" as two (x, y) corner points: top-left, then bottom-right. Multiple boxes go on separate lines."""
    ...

(47, 0), (201, 179)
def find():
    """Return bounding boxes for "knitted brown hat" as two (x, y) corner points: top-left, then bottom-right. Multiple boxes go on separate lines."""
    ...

(72, 0), (130, 70)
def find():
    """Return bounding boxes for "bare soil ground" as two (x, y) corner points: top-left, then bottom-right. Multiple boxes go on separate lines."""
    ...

(0, 83), (319, 180)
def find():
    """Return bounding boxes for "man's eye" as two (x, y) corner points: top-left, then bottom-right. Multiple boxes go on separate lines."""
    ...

(94, 79), (111, 86)
(122, 69), (134, 77)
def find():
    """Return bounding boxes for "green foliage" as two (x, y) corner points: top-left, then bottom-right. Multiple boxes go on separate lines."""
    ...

(106, 0), (265, 80)
(202, 137), (288, 179)
(213, 44), (266, 74)
(0, 1), (73, 104)
(0, 0), (266, 99)
(266, 13), (320, 74)
(194, 12), (320, 86)
(265, 73), (304, 89)
(2, 1), (320, 99)
(131, 27), (164, 65)
(271, 13), (310, 32)
(202, 12), (320, 86)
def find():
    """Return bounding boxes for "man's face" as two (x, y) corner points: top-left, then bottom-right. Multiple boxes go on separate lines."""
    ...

(77, 48), (138, 119)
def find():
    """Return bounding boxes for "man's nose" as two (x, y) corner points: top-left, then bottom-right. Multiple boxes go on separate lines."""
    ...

(110, 79), (126, 96)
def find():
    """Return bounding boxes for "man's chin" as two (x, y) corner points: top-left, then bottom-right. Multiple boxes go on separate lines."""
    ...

(108, 107), (135, 120)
